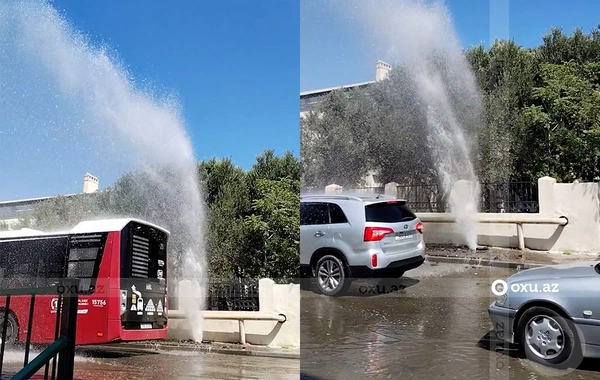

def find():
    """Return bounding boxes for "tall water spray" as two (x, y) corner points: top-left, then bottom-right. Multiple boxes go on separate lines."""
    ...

(346, 0), (482, 249)
(0, 0), (206, 340)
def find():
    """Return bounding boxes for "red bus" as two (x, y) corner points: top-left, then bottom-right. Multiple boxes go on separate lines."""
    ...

(0, 218), (169, 345)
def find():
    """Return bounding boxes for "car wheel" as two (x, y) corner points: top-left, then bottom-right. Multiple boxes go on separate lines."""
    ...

(0, 311), (19, 346)
(314, 255), (350, 296)
(517, 306), (582, 369)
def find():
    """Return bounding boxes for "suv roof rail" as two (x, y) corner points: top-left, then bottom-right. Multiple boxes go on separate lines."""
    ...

(300, 194), (363, 201)
(300, 194), (408, 202)
(359, 194), (406, 201)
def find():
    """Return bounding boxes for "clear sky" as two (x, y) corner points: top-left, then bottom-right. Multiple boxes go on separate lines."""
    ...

(54, 0), (300, 165)
(0, 0), (299, 201)
(301, 0), (600, 91)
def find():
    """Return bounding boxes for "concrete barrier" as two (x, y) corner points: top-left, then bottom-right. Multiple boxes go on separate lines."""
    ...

(168, 310), (286, 344)
(416, 213), (568, 250)
(167, 278), (299, 348)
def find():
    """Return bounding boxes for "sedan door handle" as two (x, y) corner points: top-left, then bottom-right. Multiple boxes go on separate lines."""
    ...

(314, 231), (325, 237)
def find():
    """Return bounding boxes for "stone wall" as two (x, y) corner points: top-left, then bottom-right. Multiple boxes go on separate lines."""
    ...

(167, 279), (300, 347)
(323, 177), (600, 252)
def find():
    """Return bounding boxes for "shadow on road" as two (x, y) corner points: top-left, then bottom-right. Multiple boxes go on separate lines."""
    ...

(76, 346), (160, 359)
(301, 276), (420, 297)
(477, 330), (600, 373)
(300, 374), (328, 380)
(346, 277), (420, 297)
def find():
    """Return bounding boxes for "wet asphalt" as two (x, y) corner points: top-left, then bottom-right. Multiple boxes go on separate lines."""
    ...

(300, 262), (600, 380)
(1, 348), (299, 379)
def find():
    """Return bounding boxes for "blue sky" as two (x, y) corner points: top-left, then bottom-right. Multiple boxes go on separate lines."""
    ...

(0, 0), (298, 201)
(54, 0), (300, 164)
(301, 0), (600, 91)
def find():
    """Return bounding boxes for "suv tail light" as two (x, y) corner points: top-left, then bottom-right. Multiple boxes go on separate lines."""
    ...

(416, 222), (423, 234)
(364, 227), (394, 241)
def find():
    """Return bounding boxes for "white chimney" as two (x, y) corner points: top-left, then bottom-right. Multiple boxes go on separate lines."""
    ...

(375, 60), (392, 81)
(82, 173), (99, 194)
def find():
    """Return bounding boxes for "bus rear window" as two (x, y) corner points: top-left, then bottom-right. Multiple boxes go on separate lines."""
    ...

(365, 202), (417, 223)
(124, 222), (168, 281)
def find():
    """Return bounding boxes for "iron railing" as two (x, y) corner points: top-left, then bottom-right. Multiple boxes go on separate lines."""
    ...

(0, 279), (79, 380)
(397, 183), (447, 212)
(479, 181), (539, 213)
(206, 280), (259, 312)
(397, 181), (539, 213)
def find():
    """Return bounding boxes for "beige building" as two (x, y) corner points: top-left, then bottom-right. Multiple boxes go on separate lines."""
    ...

(0, 173), (99, 230)
(300, 60), (391, 119)
(300, 60), (392, 189)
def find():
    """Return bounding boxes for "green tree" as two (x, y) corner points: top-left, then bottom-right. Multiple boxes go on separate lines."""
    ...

(302, 26), (600, 187)
(198, 158), (251, 278)
(27, 194), (100, 230)
(24, 150), (301, 281)
(242, 178), (299, 280)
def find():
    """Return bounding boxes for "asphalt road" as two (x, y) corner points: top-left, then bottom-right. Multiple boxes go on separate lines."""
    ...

(2, 348), (299, 379)
(301, 262), (600, 380)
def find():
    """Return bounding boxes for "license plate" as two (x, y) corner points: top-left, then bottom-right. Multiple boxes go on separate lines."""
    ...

(394, 232), (413, 241)
(140, 323), (152, 329)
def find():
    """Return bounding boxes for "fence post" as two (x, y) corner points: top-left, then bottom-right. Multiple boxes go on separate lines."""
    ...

(516, 223), (525, 250)
(325, 184), (342, 194)
(537, 177), (557, 214)
(258, 278), (275, 312)
(238, 320), (246, 344)
(56, 279), (79, 380)
(384, 182), (398, 198)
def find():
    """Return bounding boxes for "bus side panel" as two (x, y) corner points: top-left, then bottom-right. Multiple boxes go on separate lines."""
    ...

(2, 295), (56, 344)
(73, 232), (117, 345)
(106, 231), (124, 343)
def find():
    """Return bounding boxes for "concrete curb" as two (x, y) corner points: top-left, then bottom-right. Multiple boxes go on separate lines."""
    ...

(425, 255), (546, 270)
(93, 343), (300, 359)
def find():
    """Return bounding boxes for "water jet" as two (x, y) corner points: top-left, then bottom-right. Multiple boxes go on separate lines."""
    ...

(0, 0), (206, 341)
(346, 0), (483, 249)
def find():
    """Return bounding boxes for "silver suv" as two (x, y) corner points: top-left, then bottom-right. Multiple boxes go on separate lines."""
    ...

(300, 194), (425, 296)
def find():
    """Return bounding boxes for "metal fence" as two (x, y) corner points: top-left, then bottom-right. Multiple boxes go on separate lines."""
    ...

(0, 279), (79, 380)
(397, 183), (447, 212)
(397, 181), (539, 213)
(479, 181), (539, 213)
(206, 280), (260, 312)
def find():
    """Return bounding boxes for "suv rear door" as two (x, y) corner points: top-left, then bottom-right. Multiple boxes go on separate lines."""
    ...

(364, 200), (421, 255)
(300, 202), (330, 264)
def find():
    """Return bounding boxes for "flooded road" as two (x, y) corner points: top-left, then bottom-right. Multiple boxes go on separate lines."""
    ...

(2, 348), (299, 379)
(301, 262), (600, 380)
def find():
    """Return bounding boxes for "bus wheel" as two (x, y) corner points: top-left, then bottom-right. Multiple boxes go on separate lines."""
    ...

(0, 312), (18, 346)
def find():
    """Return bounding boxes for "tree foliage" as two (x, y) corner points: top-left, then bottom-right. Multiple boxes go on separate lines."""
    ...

(23, 149), (300, 281)
(302, 27), (600, 187)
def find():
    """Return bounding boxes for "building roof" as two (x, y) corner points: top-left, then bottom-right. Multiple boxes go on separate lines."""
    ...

(300, 81), (375, 98)
(0, 194), (79, 221)
(300, 81), (376, 114)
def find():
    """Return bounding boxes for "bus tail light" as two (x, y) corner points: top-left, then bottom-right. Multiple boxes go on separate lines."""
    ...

(120, 290), (128, 315)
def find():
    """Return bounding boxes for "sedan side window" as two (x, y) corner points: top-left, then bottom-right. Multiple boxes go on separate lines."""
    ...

(300, 203), (329, 225)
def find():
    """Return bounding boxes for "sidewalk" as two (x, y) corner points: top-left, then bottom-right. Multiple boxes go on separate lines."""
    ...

(425, 245), (599, 269)
(97, 340), (300, 359)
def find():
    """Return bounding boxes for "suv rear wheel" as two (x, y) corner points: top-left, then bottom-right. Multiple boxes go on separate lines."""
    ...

(314, 255), (350, 296)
